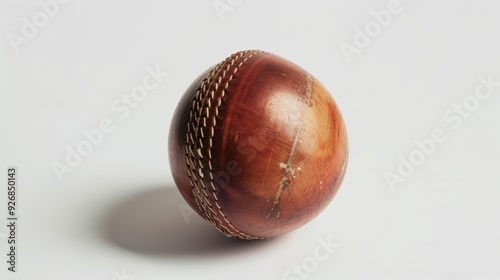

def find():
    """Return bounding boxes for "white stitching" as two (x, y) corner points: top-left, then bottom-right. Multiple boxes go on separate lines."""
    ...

(185, 50), (264, 239)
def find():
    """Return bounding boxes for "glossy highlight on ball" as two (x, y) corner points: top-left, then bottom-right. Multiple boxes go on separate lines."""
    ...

(169, 50), (348, 239)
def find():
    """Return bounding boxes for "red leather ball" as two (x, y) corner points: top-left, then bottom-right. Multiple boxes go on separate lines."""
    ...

(169, 50), (348, 239)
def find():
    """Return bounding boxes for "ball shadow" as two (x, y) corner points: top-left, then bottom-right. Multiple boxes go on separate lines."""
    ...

(100, 185), (277, 258)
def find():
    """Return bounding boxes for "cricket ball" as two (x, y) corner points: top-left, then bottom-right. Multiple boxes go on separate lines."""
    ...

(168, 50), (348, 239)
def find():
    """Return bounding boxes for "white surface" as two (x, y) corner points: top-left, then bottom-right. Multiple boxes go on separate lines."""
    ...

(1, 0), (500, 279)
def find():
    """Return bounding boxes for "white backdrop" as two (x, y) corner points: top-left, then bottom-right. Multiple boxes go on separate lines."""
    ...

(1, 0), (499, 279)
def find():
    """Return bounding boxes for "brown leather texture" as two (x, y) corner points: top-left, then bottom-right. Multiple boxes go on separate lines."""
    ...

(169, 50), (348, 239)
